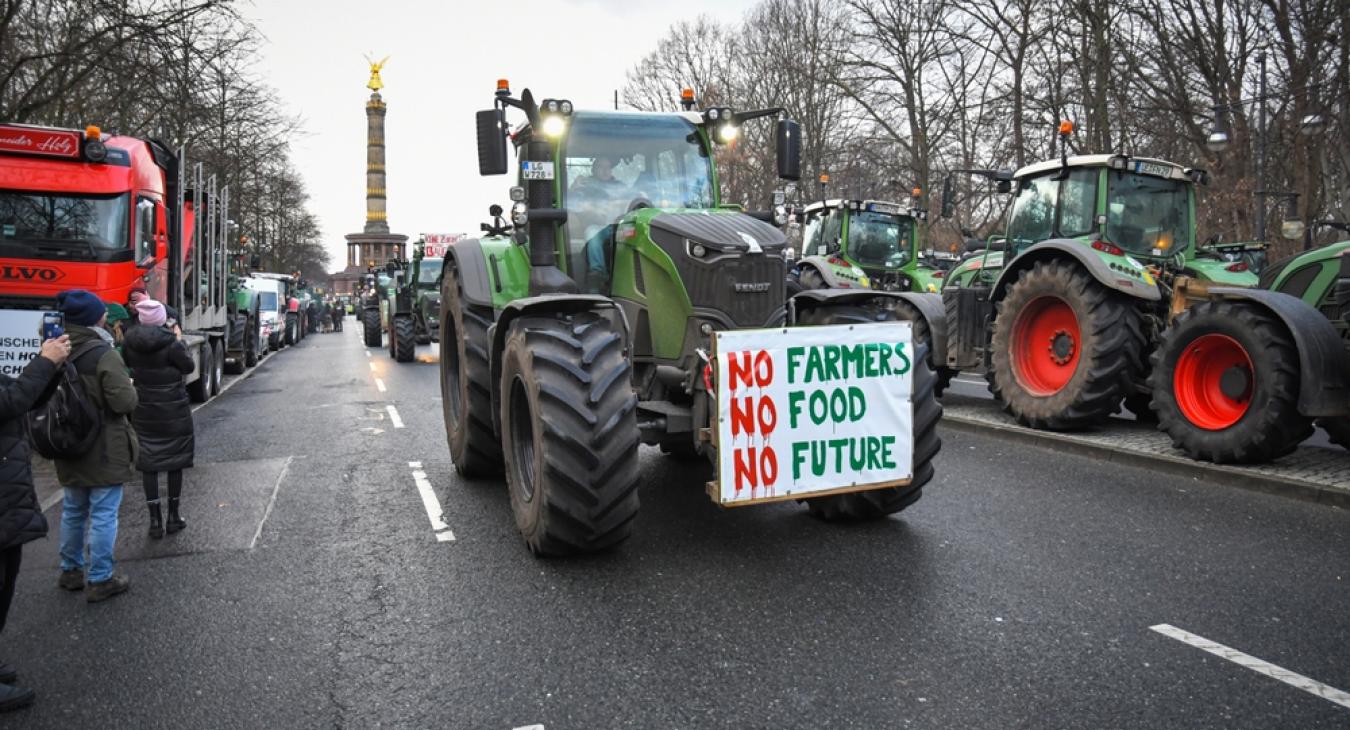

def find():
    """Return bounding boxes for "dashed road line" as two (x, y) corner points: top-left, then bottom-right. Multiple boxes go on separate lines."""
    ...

(408, 461), (455, 542)
(375, 378), (386, 392)
(386, 404), (404, 428)
(1151, 624), (1350, 710)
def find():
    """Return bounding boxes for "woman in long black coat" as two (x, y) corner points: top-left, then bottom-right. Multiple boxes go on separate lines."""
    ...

(123, 300), (194, 538)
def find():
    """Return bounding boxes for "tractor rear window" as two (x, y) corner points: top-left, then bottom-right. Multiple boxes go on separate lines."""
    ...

(417, 258), (442, 285)
(0, 191), (130, 259)
(1106, 172), (1190, 256)
(847, 211), (912, 268)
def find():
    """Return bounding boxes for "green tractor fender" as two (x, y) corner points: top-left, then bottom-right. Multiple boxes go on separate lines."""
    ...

(991, 239), (1162, 304)
(1204, 287), (1350, 418)
(790, 288), (946, 364)
(1186, 257), (1258, 286)
(487, 294), (631, 435)
(796, 255), (869, 289)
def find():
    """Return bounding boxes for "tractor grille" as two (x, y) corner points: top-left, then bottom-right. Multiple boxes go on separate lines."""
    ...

(650, 226), (785, 327)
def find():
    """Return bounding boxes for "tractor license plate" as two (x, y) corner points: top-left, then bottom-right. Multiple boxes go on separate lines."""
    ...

(1133, 161), (1171, 178)
(521, 161), (554, 180)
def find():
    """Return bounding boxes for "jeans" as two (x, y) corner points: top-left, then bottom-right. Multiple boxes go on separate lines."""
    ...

(59, 486), (123, 584)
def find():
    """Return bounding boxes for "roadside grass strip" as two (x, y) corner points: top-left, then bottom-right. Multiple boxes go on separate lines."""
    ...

(1151, 624), (1350, 710)
(408, 461), (455, 543)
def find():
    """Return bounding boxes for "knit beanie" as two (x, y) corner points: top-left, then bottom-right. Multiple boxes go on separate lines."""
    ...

(136, 299), (168, 328)
(57, 289), (107, 327)
(105, 302), (130, 325)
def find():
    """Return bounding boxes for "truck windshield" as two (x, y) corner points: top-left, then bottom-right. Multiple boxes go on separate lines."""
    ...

(1106, 172), (1190, 255)
(0, 191), (130, 259)
(847, 211), (912, 268)
(417, 258), (442, 286)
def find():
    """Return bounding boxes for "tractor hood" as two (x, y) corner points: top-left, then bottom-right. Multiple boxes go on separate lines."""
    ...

(648, 212), (787, 254)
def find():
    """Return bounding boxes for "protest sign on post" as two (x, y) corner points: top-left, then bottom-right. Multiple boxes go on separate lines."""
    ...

(708, 322), (914, 507)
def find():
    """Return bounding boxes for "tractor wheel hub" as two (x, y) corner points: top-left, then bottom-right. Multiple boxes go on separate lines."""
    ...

(1048, 329), (1076, 365)
(1219, 365), (1252, 401)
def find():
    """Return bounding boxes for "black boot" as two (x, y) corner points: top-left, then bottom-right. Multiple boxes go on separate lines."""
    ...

(147, 501), (164, 539)
(165, 498), (186, 534)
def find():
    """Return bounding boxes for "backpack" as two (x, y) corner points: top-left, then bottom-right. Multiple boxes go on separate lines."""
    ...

(27, 341), (107, 460)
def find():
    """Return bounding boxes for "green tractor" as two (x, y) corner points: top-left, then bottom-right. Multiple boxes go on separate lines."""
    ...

(224, 273), (266, 373)
(379, 241), (442, 363)
(936, 124), (1257, 430)
(360, 269), (389, 348)
(1148, 220), (1350, 462)
(438, 83), (943, 556)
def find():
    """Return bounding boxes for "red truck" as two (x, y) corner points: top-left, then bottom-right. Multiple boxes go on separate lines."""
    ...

(0, 122), (230, 400)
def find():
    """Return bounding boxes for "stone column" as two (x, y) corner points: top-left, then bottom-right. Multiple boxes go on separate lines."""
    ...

(365, 92), (389, 234)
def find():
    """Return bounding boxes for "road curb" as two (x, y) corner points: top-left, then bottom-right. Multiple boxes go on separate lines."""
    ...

(940, 413), (1350, 509)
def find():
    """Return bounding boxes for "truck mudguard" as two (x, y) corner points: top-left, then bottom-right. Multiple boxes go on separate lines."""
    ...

(487, 294), (631, 434)
(445, 238), (495, 308)
(790, 288), (947, 365)
(1207, 287), (1350, 418)
(992, 239), (1163, 303)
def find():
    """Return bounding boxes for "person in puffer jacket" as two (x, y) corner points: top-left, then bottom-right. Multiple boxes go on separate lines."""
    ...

(122, 299), (195, 539)
(0, 333), (69, 711)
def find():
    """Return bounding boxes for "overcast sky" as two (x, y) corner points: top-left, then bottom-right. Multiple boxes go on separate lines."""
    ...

(249, 0), (758, 273)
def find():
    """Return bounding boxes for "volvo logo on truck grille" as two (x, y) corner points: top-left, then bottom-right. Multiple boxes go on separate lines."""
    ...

(733, 282), (771, 293)
(0, 265), (63, 282)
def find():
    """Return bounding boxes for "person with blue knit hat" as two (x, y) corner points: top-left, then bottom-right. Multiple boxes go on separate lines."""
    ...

(51, 289), (138, 604)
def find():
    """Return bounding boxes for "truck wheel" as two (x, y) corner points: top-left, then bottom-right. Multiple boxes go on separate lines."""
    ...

(441, 275), (502, 477)
(885, 298), (956, 397)
(285, 312), (298, 345)
(211, 341), (224, 396)
(795, 302), (941, 521)
(499, 312), (640, 556)
(392, 315), (416, 362)
(362, 308), (381, 347)
(245, 316), (260, 367)
(225, 314), (247, 374)
(188, 342), (211, 403)
(1318, 417), (1350, 452)
(1149, 300), (1312, 463)
(990, 260), (1144, 430)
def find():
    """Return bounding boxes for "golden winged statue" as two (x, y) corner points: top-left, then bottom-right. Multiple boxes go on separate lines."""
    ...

(365, 54), (390, 92)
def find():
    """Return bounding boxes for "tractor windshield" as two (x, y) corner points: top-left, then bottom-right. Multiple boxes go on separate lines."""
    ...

(1105, 171), (1190, 256)
(847, 211), (912, 268)
(561, 112), (714, 282)
(0, 191), (130, 261)
(417, 258), (442, 286)
(256, 291), (278, 311)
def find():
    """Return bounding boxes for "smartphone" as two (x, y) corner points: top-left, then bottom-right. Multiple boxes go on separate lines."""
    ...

(41, 311), (63, 340)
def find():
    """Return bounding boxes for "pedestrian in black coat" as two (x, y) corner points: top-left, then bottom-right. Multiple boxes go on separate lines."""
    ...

(0, 334), (70, 712)
(123, 300), (195, 538)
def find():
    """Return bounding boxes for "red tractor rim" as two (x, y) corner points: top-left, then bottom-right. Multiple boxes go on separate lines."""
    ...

(1011, 296), (1081, 396)
(1173, 333), (1253, 430)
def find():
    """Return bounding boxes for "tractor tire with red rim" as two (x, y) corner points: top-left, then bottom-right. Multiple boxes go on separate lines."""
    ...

(990, 260), (1144, 430)
(1318, 417), (1350, 452)
(794, 302), (941, 521)
(1148, 300), (1311, 463)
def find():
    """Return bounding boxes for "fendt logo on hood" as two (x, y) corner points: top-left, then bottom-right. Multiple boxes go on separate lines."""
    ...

(0, 265), (65, 283)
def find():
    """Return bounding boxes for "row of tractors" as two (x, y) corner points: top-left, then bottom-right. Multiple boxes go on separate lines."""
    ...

(427, 83), (1345, 557)
(359, 241), (442, 362)
(0, 121), (318, 404)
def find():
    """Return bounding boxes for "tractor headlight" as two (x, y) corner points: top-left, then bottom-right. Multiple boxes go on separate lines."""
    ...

(691, 243), (707, 258)
(511, 201), (528, 226)
(773, 204), (788, 226)
(541, 114), (567, 138)
(718, 124), (739, 143)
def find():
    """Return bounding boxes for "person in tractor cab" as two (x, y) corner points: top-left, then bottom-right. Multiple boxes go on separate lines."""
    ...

(571, 156), (626, 292)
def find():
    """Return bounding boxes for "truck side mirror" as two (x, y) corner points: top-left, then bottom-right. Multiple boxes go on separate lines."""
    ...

(940, 176), (955, 219)
(476, 109), (508, 176)
(775, 119), (801, 181)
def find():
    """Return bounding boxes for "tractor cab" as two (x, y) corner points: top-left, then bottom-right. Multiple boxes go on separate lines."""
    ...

(797, 197), (941, 292)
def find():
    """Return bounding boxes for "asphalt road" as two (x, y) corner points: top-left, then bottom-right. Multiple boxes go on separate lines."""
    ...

(3, 326), (1348, 729)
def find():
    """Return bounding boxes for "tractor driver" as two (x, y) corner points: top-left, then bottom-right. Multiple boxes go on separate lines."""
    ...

(570, 155), (627, 293)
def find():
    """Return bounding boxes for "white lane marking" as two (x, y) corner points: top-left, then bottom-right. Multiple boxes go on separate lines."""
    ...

(369, 362), (377, 371)
(250, 455), (294, 550)
(1151, 624), (1350, 710)
(40, 489), (62, 512)
(513, 726), (545, 730)
(386, 404), (404, 428)
(365, 350), (371, 358)
(375, 378), (386, 393)
(408, 461), (455, 542)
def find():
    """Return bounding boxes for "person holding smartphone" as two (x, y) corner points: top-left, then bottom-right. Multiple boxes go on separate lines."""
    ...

(0, 332), (70, 711)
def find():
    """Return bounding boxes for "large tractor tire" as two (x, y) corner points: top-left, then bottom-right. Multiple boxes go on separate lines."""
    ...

(990, 260), (1145, 430)
(225, 314), (247, 374)
(285, 312), (299, 346)
(362, 307), (381, 347)
(441, 273), (502, 477)
(244, 315), (260, 367)
(392, 314), (416, 362)
(795, 301), (941, 521)
(1319, 417), (1350, 452)
(1149, 300), (1312, 463)
(499, 311), (640, 556)
(884, 298), (956, 398)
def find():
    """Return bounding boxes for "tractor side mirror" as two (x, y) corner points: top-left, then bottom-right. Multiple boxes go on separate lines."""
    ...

(249, 254), (262, 270)
(476, 109), (509, 176)
(940, 176), (955, 219)
(775, 119), (801, 181)
(489, 203), (503, 218)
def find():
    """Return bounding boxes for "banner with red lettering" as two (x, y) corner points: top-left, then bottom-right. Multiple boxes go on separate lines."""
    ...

(712, 322), (914, 506)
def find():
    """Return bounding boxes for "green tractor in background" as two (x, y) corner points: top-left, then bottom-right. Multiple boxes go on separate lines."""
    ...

(360, 270), (387, 348)
(378, 240), (443, 363)
(224, 273), (266, 373)
(788, 187), (953, 392)
(935, 122), (1257, 430)
(437, 83), (943, 556)
(1148, 220), (1350, 462)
